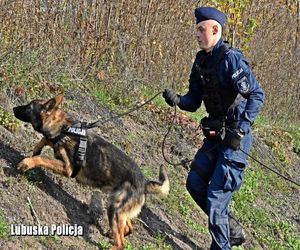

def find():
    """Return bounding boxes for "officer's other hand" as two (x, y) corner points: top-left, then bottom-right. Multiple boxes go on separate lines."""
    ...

(223, 128), (244, 150)
(163, 89), (180, 107)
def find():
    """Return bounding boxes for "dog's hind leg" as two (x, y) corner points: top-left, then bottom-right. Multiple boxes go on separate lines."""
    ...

(124, 220), (133, 236)
(107, 190), (128, 250)
(107, 183), (146, 250)
(108, 209), (126, 250)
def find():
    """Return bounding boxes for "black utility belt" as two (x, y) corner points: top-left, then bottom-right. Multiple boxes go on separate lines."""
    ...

(200, 117), (238, 141)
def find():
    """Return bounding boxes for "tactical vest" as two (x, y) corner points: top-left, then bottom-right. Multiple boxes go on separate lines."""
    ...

(197, 43), (244, 118)
(196, 43), (244, 140)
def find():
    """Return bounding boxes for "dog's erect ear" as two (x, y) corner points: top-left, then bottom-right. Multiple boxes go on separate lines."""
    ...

(42, 94), (64, 112)
(54, 94), (64, 106)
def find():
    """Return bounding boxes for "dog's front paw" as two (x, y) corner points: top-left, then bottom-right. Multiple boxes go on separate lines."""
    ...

(17, 158), (36, 171)
(104, 230), (113, 239)
(110, 246), (123, 250)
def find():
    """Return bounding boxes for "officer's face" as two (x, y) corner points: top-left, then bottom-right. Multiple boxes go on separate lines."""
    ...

(195, 20), (219, 52)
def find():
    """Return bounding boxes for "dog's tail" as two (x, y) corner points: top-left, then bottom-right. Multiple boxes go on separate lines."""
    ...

(145, 165), (169, 196)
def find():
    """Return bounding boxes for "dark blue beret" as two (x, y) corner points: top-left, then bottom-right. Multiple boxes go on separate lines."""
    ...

(195, 7), (227, 26)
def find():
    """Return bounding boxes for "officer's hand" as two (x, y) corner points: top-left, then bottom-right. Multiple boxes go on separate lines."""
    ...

(223, 128), (244, 150)
(163, 89), (180, 107)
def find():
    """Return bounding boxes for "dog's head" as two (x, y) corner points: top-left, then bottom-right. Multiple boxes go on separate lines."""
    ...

(13, 94), (64, 134)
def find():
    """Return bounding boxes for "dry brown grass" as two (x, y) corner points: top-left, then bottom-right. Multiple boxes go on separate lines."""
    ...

(0, 0), (299, 121)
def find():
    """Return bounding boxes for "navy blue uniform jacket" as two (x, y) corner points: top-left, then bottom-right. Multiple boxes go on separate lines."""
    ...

(178, 39), (265, 164)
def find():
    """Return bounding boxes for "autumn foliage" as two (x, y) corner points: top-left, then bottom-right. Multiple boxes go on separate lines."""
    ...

(0, 0), (299, 121)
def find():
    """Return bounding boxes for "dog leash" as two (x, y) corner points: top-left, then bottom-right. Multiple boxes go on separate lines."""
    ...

(83, 90), (299, 187)
(161, 105), (192, 168)
(86, 91), (163, 129)
(162, 105), (300, 187)
(161, 104), (222, 168)
(85, 90), (193, 167)
(239, 147), (300, 187)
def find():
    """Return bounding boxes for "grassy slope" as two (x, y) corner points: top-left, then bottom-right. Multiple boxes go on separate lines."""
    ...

(0, 1), (299, 249)
(0, 77), (299, 249)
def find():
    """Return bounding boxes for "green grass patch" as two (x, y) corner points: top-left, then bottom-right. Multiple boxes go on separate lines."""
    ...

(182, 105), (206, 123)
(93, 80), (140, 113)
(141, 86), (168, 108)
(38, 235), (62, 248)
(186, 218), (209, 235)
(251, 115), (269, 130)
(231, 166), (261, 216)
(96, 238), (111, 250)
(140, 165), (156, 180)
(254, 118), (297, 167)
(140, 243), (159, 250)
(0, 108), (20, 132)
(96, 234), (173, 250)
(94, 85), (116, 110)
(286, 123), (300, 156)
(231, 147), (300, 250)
(0, 212), (9, 239)
(160, 174), (209, 235)
(151, 233), (173, 250)
(163, 179), (191, 212)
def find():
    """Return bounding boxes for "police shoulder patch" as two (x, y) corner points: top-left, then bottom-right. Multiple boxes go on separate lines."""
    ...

(232, 67), (244, 79)
(237, 76), (250, 94)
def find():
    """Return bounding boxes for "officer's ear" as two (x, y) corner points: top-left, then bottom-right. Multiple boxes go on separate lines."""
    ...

(212, 24), (219, 35)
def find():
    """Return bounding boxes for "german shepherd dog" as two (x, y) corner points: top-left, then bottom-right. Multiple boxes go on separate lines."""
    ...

(13, 95), (169, 250)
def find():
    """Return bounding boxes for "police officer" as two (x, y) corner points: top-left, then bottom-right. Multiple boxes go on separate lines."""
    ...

(163, 6), (264, 250)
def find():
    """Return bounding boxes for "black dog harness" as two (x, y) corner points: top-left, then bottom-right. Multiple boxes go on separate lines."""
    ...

(49, 122), (88, 178)
(64, 122), (88, 178)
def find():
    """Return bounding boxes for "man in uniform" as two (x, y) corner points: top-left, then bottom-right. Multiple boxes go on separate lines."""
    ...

(163, 6), (264, 250)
